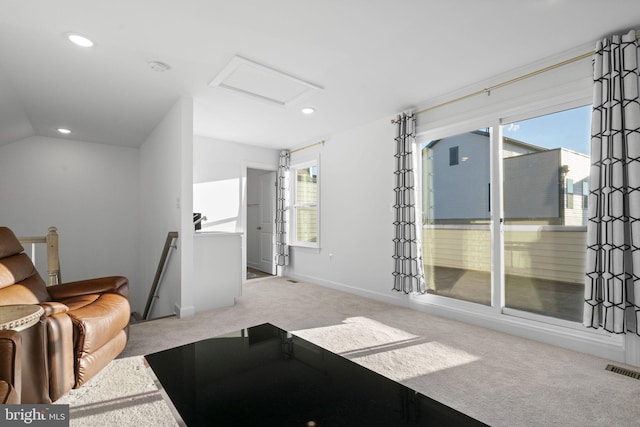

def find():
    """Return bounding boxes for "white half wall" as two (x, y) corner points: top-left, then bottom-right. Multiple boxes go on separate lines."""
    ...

(0, 135), (139, 301)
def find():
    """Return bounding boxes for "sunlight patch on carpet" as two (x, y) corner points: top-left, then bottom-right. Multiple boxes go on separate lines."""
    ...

(293, 316), (480, 381)
(354, 340), (480, 381)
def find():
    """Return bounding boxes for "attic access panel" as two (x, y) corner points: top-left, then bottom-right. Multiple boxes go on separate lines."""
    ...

(209, 56), (322, 107)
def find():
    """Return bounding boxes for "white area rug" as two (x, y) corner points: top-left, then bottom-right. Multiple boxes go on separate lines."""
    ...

(56, 356), (178, 426)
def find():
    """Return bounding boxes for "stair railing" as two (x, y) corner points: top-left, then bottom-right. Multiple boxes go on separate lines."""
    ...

(18, 226), (61, 286)
(142, 231), (179, 321)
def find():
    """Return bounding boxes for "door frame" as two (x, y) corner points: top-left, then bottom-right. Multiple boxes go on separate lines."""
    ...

(242, 161), (278, 283)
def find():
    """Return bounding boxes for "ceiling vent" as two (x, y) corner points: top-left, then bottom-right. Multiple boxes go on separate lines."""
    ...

(209, 56), (322, 107)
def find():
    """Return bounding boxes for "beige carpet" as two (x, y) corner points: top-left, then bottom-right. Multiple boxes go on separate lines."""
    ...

(59, 276), (640, 426)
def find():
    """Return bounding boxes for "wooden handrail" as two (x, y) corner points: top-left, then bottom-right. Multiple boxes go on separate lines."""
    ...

(18, 226), (61, 286)
(142, 231), (179, 321)
(17, 236), (46, 244)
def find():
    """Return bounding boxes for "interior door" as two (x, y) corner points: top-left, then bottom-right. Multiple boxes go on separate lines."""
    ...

(258, 171), (276, 274)
(246, 203), (260, 269)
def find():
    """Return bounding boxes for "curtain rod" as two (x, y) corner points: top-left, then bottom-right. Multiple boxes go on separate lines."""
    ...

(289, 140), (325, 154)
(392, 32), (640, 123)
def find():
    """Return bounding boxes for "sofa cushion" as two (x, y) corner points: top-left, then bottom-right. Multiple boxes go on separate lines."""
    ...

(0, 227), (25, 259)
(0, 227), (50, 301)
(0, 272), (50, 304)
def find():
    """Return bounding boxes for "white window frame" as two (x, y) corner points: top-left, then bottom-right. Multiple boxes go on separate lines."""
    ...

(290, 159), (320, 248)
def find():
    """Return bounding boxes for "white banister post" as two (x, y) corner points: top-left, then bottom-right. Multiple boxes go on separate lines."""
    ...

(46, 226), (61, 285)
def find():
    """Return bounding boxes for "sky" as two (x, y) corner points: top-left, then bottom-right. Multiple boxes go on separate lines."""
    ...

(501, 105), (591, 155)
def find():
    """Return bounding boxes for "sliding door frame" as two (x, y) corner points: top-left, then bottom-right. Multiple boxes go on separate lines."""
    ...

(412, 95), (625, 362)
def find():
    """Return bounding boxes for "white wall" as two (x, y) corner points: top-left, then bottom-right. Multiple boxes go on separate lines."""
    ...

(415, 44), (593, 137)
(0, 67), (33, 145)
(285, 120), (408, 306)
(139, 97), (193, 318)
(0, 135), (139, 295)
(193, 136), (279, 233)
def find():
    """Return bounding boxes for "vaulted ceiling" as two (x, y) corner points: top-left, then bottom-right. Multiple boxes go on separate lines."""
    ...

(1, 1), (639, 150)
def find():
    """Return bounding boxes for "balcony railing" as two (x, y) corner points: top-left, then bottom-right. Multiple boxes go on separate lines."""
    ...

(423, 224), (586, 283)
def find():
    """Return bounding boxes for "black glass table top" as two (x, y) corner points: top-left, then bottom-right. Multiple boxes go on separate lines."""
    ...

(145, 323), (486, 427)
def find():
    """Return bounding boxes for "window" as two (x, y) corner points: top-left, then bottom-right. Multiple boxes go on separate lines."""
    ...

(420, 104), (591, 323)
(582, 182), (589, 209)
(291, 161), (319, 247)
(449, 146), (459, 166)
(566, 178), (574, 209)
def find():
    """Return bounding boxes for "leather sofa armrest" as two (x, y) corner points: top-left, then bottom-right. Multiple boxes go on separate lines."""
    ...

(0, 330), (21, 402)
(0, 380), (19, 404)
(39, 301), (69, 317)
(47, 276), (129, 300)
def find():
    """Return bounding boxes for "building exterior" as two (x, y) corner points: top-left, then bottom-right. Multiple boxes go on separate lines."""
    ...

(422, 130), (590, 226)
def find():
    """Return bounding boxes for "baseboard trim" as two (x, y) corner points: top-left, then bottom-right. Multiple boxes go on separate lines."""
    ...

(409, 296), (625, 362)
(174, 303), (195, 319)
(286, 272), (410, 308)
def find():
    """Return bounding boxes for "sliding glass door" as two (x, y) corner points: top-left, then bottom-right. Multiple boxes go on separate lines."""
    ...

(421, 129), (492, 305)
(501, 105), (590, 322)
(420, 104), (591, 323)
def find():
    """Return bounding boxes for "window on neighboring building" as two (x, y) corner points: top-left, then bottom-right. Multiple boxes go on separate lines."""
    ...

(449, 146), (459, 166)
(582, 182), (589, 209)
(566, 178), (574, 208)
(291, 161), (319, 247)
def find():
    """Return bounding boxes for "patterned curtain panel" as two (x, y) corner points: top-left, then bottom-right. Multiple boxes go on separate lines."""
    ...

(584, 30), (640, 334)
(275, 150), (291, 267)
(392, 113), (426, 294)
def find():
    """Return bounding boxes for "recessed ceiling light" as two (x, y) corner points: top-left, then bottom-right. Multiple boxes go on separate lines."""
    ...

(57, 128), (71, 134)
(301, 107), (315, 115)
(67, 33), (94, 48)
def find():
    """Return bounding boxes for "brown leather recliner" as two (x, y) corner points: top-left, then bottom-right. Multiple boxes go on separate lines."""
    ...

(0, 330), (21, 404)
(0, 226), (130, 403)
